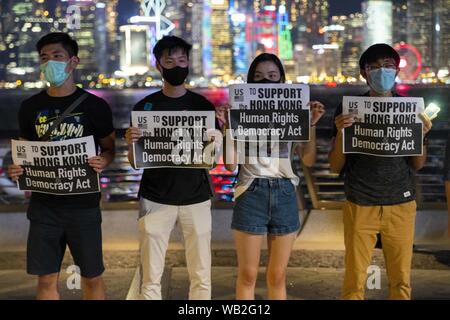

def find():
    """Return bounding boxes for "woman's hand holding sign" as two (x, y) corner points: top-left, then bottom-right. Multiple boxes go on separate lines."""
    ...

(309, 101), (325, 126)
(8, 164), (24, 182)
(215, 104), (228, 129)
(335, 113), (356, 132)
(297, 101), (325, 167)
(218, 104), (232, 129)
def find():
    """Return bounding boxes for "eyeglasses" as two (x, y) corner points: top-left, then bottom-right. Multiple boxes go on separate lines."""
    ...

(365, 63), (397, 71)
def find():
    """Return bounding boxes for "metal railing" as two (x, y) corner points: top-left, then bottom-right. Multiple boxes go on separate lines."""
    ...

(1, 130), (448, 212)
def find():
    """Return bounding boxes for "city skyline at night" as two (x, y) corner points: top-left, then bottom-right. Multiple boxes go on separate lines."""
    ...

(0, 0), (449, 89)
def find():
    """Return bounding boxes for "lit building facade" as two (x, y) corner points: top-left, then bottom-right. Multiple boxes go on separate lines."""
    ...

(229, 0), (249, 77)
(311, 44), (341, 80)
(362, 0), (393, 49)
(119, 24), (150, 76)
(431, 0), (450, 73)
(4, 0), (60, 81)
(210, 0), (232, 79)
(339, 13), (364, 79)
(392, 0), (408, 44)
(406, 0), (450, 70)
(287, 0), (329, 47)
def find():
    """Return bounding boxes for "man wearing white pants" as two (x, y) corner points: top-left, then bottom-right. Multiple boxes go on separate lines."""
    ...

(138, 199), (212, 299)
(126, 36), (217, 300)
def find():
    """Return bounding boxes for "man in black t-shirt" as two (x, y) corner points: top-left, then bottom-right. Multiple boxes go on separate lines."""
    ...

(126, 36), (217, 300)
(8, 33), (115, 300)
(328, 44), (432, 300)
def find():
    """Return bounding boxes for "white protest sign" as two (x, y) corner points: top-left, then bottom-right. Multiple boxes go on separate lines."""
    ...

(11, 136), (100, 195)
(342, 96), (424, 156)
(228, 83), (310, 142)
(131, 111), (216, 169)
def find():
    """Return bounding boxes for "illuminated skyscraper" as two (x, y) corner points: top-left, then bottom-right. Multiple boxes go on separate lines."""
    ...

(57, 0), (98, 79)
(277, 4), (293, 60)
(311, 44), (341, 79)
(105, 0), (119, 73)
(163, 0), (184, 38)
(52, 0), (120, 76)
(3, 0), (60, 81)
(407, 0), (432, 67)
(330, 13), (364, 78)
(95, 2), (108, 75)
(0, 0), (10, 80)
(119, 24), (150, 76)
(407, 0), (450, 71)
(431, 0), (450, 72)
(189, 0), (206, 78)
(287, 0), (329, 47)
(210, 0), (232, 79)
(323, 23), (345, 47)
(229, 0), (249, 76)
(179, 0), (212, 80)
(362, 0), (393, 49)
(252, 5), (278, 56)
(392, 0), (408, 44)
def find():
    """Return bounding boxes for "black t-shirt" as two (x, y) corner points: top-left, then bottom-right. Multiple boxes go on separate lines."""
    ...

(444, 133), (450, 181)
(133, 90), (215, 205)
(332, 92), (416, 205)
(18, 87), (114, 208)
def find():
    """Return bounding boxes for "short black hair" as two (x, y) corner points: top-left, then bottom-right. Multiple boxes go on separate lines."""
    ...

(36, 32), (78, 57)
(247, 53), (286, 83)
(359, 43), (400, 69)
(153, 36), (192, 61)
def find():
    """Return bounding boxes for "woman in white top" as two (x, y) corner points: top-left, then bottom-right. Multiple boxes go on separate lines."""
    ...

(223, 53), (325, 300)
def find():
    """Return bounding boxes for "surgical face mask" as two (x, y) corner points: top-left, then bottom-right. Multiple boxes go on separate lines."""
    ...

(368, 67), (397, 94)
(252, 78), (280, 84)
(161, 65), (189, 86)
(40, 60), (71, 87)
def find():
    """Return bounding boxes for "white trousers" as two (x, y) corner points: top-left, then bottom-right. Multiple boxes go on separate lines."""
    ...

(138, 198), (212, 300)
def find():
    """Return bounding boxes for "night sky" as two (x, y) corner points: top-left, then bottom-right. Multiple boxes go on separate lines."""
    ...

(117, 0), (139, 26)
(117, 0), (365, 26)
(328, 0), (364, 16)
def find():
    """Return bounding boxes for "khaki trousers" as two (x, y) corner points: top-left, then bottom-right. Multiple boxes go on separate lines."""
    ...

(342, 200), (416, 300)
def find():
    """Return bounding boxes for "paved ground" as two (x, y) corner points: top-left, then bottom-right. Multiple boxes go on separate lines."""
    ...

(1, 267), (450, 300)
(1, 249), (449, 300)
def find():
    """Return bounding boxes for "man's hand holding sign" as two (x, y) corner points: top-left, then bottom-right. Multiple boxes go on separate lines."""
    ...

(9, 136), (100, 195)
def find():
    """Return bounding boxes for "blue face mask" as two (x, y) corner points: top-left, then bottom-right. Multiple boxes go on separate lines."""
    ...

(368, 68), (397, 94)
(40, 60), (71, 87)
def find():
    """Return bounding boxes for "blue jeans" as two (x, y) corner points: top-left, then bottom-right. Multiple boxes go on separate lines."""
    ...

(232, 178), (300, 235)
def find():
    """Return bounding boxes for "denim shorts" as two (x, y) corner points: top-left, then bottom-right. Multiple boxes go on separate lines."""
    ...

(231, 178), (300, 235)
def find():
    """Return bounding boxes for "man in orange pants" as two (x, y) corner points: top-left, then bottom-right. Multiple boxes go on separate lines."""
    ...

(328, 44), (432, 300)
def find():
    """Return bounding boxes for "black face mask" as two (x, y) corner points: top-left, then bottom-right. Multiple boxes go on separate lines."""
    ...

(251, 78), (280, 84)
(161, 65), (189, 86)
